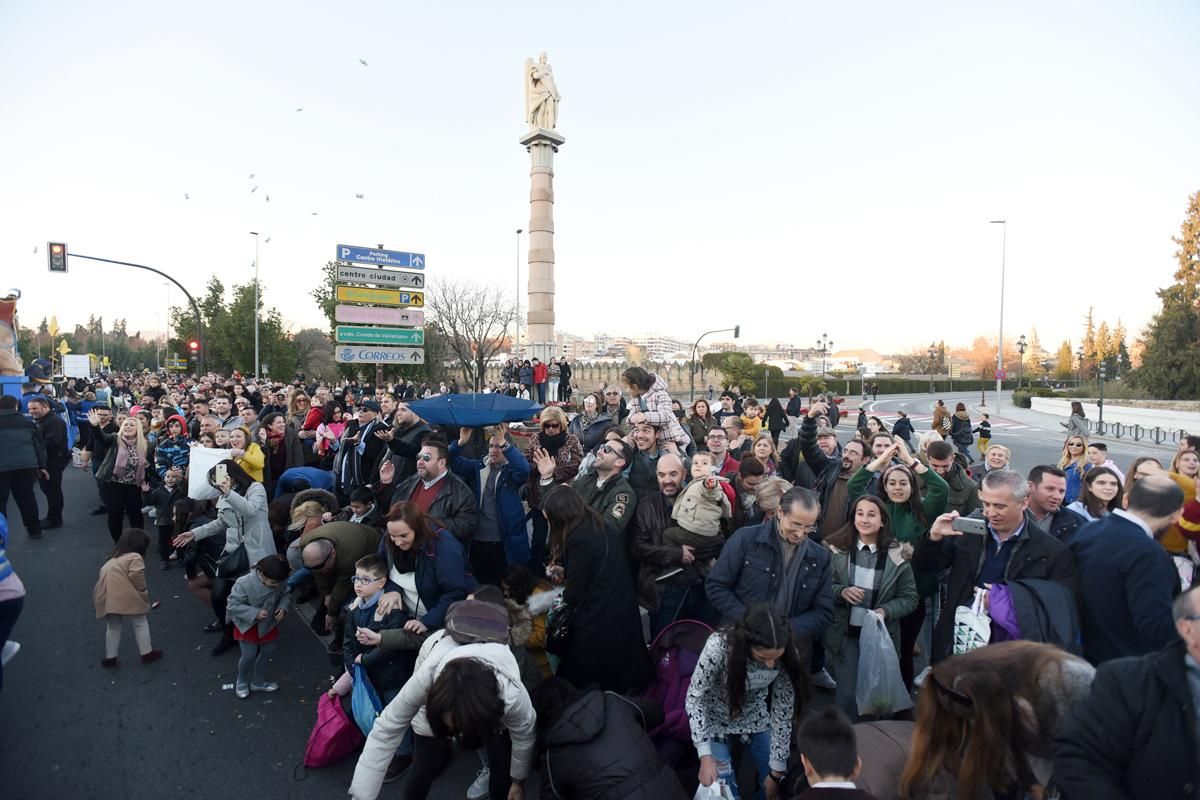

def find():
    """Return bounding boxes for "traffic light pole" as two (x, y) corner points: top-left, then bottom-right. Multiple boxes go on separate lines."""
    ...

(67, 253), (204, 374)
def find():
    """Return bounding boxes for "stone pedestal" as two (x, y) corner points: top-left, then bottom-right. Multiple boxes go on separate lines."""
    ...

(520, 127), (565, 361)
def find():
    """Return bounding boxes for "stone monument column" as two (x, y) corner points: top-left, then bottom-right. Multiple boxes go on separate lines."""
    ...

(521, 53), (563, 362)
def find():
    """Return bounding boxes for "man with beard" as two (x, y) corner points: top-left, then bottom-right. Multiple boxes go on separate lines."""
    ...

(336, 399), (386, 498)
(376, 401), (433, 483)
(449, 426), (531, 585)
(922, 440), (982, 518)
(799, 401), (867, 541)
(1026, 464), (1088, 544)
(702, 426), (740, 477)
(631, 454), (716, 636)
(626, 421), (679, 501)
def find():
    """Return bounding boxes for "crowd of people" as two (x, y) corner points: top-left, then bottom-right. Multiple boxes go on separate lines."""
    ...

(2, 366), (1200, 799)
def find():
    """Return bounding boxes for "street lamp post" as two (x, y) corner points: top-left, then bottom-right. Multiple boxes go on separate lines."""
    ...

(690, 325), (740, 402)
(249, 232), (260, 377)
(990, 220), (1007, 410)
(514, 228), (523, 356)
(1098, 361), (1107, 430)
(927, 342), (937, 394)
(816, 333), (833, 378)
(1076, 346), (1084, 387)
(1016, 334), (1027, 389)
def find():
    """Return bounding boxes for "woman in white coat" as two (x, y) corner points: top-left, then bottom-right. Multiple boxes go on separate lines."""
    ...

(350, 629), (536, 800)
(173, 459), (273, 657)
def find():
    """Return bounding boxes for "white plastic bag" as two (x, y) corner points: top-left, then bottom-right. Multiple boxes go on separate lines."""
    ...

(855, 610), (914, 716)
(188, 447), (233, 500)
(693, 781), (735, 800)
(952, 587), (991, 655)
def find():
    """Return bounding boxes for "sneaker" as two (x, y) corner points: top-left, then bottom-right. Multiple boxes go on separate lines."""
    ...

(2, 641), (20, 666)
(141, 649), (164, 665)
(383, 753), (413, 784)
(101, 657), (119, 669)
(466, 767), (491, 800)
(809, 668), (837, 690)
(168, 551), (179, 561)
(235, 681), (250, 699)
(250, 681), (279, 692)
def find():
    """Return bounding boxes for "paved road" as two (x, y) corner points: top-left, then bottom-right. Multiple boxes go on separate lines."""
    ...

(855, 391), (1177, 477)
(0, 467), (485, 800)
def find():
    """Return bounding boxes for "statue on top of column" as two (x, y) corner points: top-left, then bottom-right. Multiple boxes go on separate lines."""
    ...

(525, 53), (560, 130)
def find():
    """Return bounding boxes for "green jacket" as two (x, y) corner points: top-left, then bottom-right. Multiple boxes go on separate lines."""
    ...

(823, 541), (919, 661)
(848, 465), (949, 597)
(570, 472), (637, 537)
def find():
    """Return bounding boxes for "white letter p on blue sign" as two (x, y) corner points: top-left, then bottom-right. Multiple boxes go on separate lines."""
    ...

(341, 247), (350, 259)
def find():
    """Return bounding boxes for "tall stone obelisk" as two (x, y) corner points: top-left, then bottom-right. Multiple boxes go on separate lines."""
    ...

(521, 53), (564, 362)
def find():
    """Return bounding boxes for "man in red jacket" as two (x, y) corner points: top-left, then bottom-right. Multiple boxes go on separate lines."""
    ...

(532, 358), (549, 404)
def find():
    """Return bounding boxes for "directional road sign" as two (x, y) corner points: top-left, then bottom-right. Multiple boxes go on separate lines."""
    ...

(335, 285), (424, 308)
(336, 326), (425, 346)
(337, 244), (425, 270)
(335, 305), (424, 327)
(336, 263), (424, 289)
(335, 345), (425, 365)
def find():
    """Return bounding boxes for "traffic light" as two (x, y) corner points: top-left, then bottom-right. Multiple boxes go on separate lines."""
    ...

(188, 339), (200, 359)
(47, 242), (67, 273)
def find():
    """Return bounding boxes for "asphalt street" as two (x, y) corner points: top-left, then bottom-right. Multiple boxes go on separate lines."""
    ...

(0, 467), (486, 800)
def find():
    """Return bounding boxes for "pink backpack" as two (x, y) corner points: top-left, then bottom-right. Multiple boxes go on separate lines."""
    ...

(303, 692), (364, 768)
(640, 619), (714, 764)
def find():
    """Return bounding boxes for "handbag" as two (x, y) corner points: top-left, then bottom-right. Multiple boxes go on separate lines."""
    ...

(351, 663), (384, 737)
(215, 519), (249, 579)
(545, 529), (610, 657)
(302, 692), (365, 768)
(952, 587), (991, 655)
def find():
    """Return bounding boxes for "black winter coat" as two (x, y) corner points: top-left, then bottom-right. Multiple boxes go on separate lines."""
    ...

(34, 411), (69, 469)
(797, 416), (844, 526)
(539, 690), (687, 800)
(912, 510), (1076, 662)
(630, 492), (704, 612)
(1054, 640), (1200, 800)
(387, 472), (479, 546)
(777, 438), (817, 490)
(557, 525), (652, 694)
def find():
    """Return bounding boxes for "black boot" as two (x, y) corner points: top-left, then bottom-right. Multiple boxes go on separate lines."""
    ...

(210, 626), (237, 656)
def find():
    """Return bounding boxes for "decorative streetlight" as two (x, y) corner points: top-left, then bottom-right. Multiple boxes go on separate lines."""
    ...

(1098, 361), (1108, 430)
(1016, 334), (1027, 389)
(927, 342), (937, 394)
(816, 333), (833, 377)
(1076, 346), (1085, 386)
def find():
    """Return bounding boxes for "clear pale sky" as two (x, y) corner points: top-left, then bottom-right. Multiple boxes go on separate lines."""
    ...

(3, 1), (1197, 355)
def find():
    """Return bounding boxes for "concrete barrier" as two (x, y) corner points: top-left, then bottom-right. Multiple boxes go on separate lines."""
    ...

(1030, 398), (1198, 434)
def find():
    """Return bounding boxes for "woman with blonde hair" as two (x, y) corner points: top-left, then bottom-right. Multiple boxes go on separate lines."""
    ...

(1057, 435), (1090, 505)
(525, 405), (583, 569)
(87, 409), (153, 543)
(228, 426), (265, 483)
(749, 432), (779, 477)
(1162, 448), (1200, 562)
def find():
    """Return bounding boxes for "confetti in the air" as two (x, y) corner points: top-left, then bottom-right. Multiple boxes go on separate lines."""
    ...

(359, 58), (368, 66)
(184, 193), (190, 200)
(264, 237), (271, 244)
(296, 107), (303, 112)
(250, 186), (258, 193)
(265, 195), (270, 203)
(355, 193), (364, 199)
(32, 246), (37, 254)
(311, 212), (319, 216)
(248, 173), (255, 179)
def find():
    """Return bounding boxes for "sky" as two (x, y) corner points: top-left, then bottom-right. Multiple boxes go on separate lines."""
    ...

(3, 1), (1198, 356)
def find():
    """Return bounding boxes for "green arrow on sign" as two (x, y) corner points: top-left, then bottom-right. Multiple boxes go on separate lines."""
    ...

(335, 326), (426, 346)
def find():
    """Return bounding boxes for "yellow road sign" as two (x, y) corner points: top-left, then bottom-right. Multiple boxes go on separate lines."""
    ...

(335, 285), (424, 308)
(57, 339), (70, 355)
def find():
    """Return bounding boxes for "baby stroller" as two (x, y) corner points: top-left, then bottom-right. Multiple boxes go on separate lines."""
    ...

(639, 618), (714, 766)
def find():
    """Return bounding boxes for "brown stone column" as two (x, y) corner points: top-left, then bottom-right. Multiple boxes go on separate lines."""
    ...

(519, 127), (565, 362)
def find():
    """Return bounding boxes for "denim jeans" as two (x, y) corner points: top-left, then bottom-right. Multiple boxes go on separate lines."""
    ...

(708, 730), (772, 800)
(286, 566), (312, 591)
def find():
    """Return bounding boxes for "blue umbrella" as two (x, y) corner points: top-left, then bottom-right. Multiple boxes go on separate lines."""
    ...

(405, 393), (543, 427)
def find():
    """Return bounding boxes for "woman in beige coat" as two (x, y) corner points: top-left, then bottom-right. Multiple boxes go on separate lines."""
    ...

(94, 528), (162, 668)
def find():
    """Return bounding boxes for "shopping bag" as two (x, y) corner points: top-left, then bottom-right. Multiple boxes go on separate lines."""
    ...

(302, 692), (364, 768)
(952, 587), (991, 655)
(187, 447), (233, 500)
(351, 663), (383, 737)
(693, 781), (735, 800)
(855, 610), (914, 716)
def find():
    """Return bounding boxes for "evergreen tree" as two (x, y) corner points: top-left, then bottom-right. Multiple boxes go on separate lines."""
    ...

(1081, 308), (1097, 379)
(1054, 340), (1075, 380)
(1130, 191), (1200, 398)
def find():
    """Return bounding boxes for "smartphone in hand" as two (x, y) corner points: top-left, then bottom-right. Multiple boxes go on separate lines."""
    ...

(951, 517), (988, 536)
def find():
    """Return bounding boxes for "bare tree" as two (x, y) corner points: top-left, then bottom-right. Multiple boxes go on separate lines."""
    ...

(426, 279), (517, 392)
(293, 328), (336, 379)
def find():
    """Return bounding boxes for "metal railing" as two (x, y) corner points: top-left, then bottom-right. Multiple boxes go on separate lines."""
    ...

(1086, 418), (1189, 445)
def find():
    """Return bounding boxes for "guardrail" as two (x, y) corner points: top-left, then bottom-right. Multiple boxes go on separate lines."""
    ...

(1087, 419), (1189, 445)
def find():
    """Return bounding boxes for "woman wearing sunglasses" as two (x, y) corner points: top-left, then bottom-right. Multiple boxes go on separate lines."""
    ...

(525, 406), (583, 570)
(1058, 436), (1091, 506)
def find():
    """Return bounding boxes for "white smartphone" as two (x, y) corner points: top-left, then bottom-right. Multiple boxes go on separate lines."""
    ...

(214, 463), (228, 484)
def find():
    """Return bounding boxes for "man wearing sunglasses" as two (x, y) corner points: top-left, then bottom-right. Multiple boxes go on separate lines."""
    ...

(535, 438), (637, 537)
(1055, 584), (1200, 799)
(380, 440), (478, 546)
